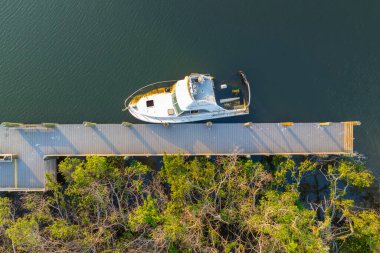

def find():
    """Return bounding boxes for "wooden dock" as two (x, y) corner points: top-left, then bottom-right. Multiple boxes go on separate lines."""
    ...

(0, 122), (359, 191)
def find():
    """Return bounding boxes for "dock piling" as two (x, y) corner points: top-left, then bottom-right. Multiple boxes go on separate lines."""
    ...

(121, 122), (133, 127)
(281, 122), (294, 127)
(42, 123), (58, 128)
(83, 121), (96, 127)
(1, 122), (23, 128)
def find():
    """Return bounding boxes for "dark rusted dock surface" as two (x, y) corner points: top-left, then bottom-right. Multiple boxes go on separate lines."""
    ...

(0, 122), (359, 191)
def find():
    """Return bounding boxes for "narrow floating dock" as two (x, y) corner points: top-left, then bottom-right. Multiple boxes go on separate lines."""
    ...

(0, 122), (360, 191)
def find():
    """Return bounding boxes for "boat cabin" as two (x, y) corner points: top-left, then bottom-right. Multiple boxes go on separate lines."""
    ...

(134, 74), (221, 118)
(173, 74), (220, 114)
(125, 71), (250, 123)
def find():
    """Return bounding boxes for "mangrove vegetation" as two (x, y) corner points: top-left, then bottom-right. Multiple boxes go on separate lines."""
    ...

(0, 155), (379, 252)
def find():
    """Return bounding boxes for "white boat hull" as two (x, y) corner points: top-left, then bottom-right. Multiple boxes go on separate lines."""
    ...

(129, 107), (248, 123)
(124, 71), (251, 124)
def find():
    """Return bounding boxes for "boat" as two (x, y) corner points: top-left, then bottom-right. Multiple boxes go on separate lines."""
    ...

(123, 71), (251, 123)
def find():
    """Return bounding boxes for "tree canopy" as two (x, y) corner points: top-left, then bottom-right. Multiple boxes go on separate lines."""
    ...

(0, 155), (379, 252)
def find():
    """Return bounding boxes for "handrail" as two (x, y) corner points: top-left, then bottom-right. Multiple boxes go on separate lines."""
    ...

(238, 70), (251, 110)
(122, 80), (178, 111)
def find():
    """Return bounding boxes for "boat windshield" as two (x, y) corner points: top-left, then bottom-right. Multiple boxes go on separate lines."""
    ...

(171, 92), (183, 115)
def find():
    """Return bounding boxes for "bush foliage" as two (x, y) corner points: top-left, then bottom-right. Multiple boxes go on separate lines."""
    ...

(0, 155), (379, 252)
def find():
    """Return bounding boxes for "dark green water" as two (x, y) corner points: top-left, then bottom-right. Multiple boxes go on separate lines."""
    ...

(1, 1), (379, 175)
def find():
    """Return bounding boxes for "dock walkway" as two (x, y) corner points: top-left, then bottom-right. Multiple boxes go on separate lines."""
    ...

(0, 122), (359, 191)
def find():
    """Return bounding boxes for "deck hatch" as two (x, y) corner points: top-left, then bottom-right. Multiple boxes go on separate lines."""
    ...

(146, 100), (154, 107)
(168, 109), (175, 115)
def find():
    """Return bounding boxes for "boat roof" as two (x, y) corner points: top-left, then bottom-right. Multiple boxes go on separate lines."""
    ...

(135, 93), (174, 118)
(176, 78), (194, 111)
(189, 74), (216, 103)
(176, 74), (217, 111)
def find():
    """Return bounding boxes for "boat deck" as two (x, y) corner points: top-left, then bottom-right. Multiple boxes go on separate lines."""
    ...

(214, 72), (250, 110)
(0, 122), (359, 191)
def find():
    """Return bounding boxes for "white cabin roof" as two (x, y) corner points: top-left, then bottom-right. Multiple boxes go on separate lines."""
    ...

(135, 93), (174, 117)
(176, 75), (217, 111)
(176, 77), (194, 111)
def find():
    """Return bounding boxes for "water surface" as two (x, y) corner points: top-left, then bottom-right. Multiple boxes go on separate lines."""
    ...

(0, 1), (379, 175)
